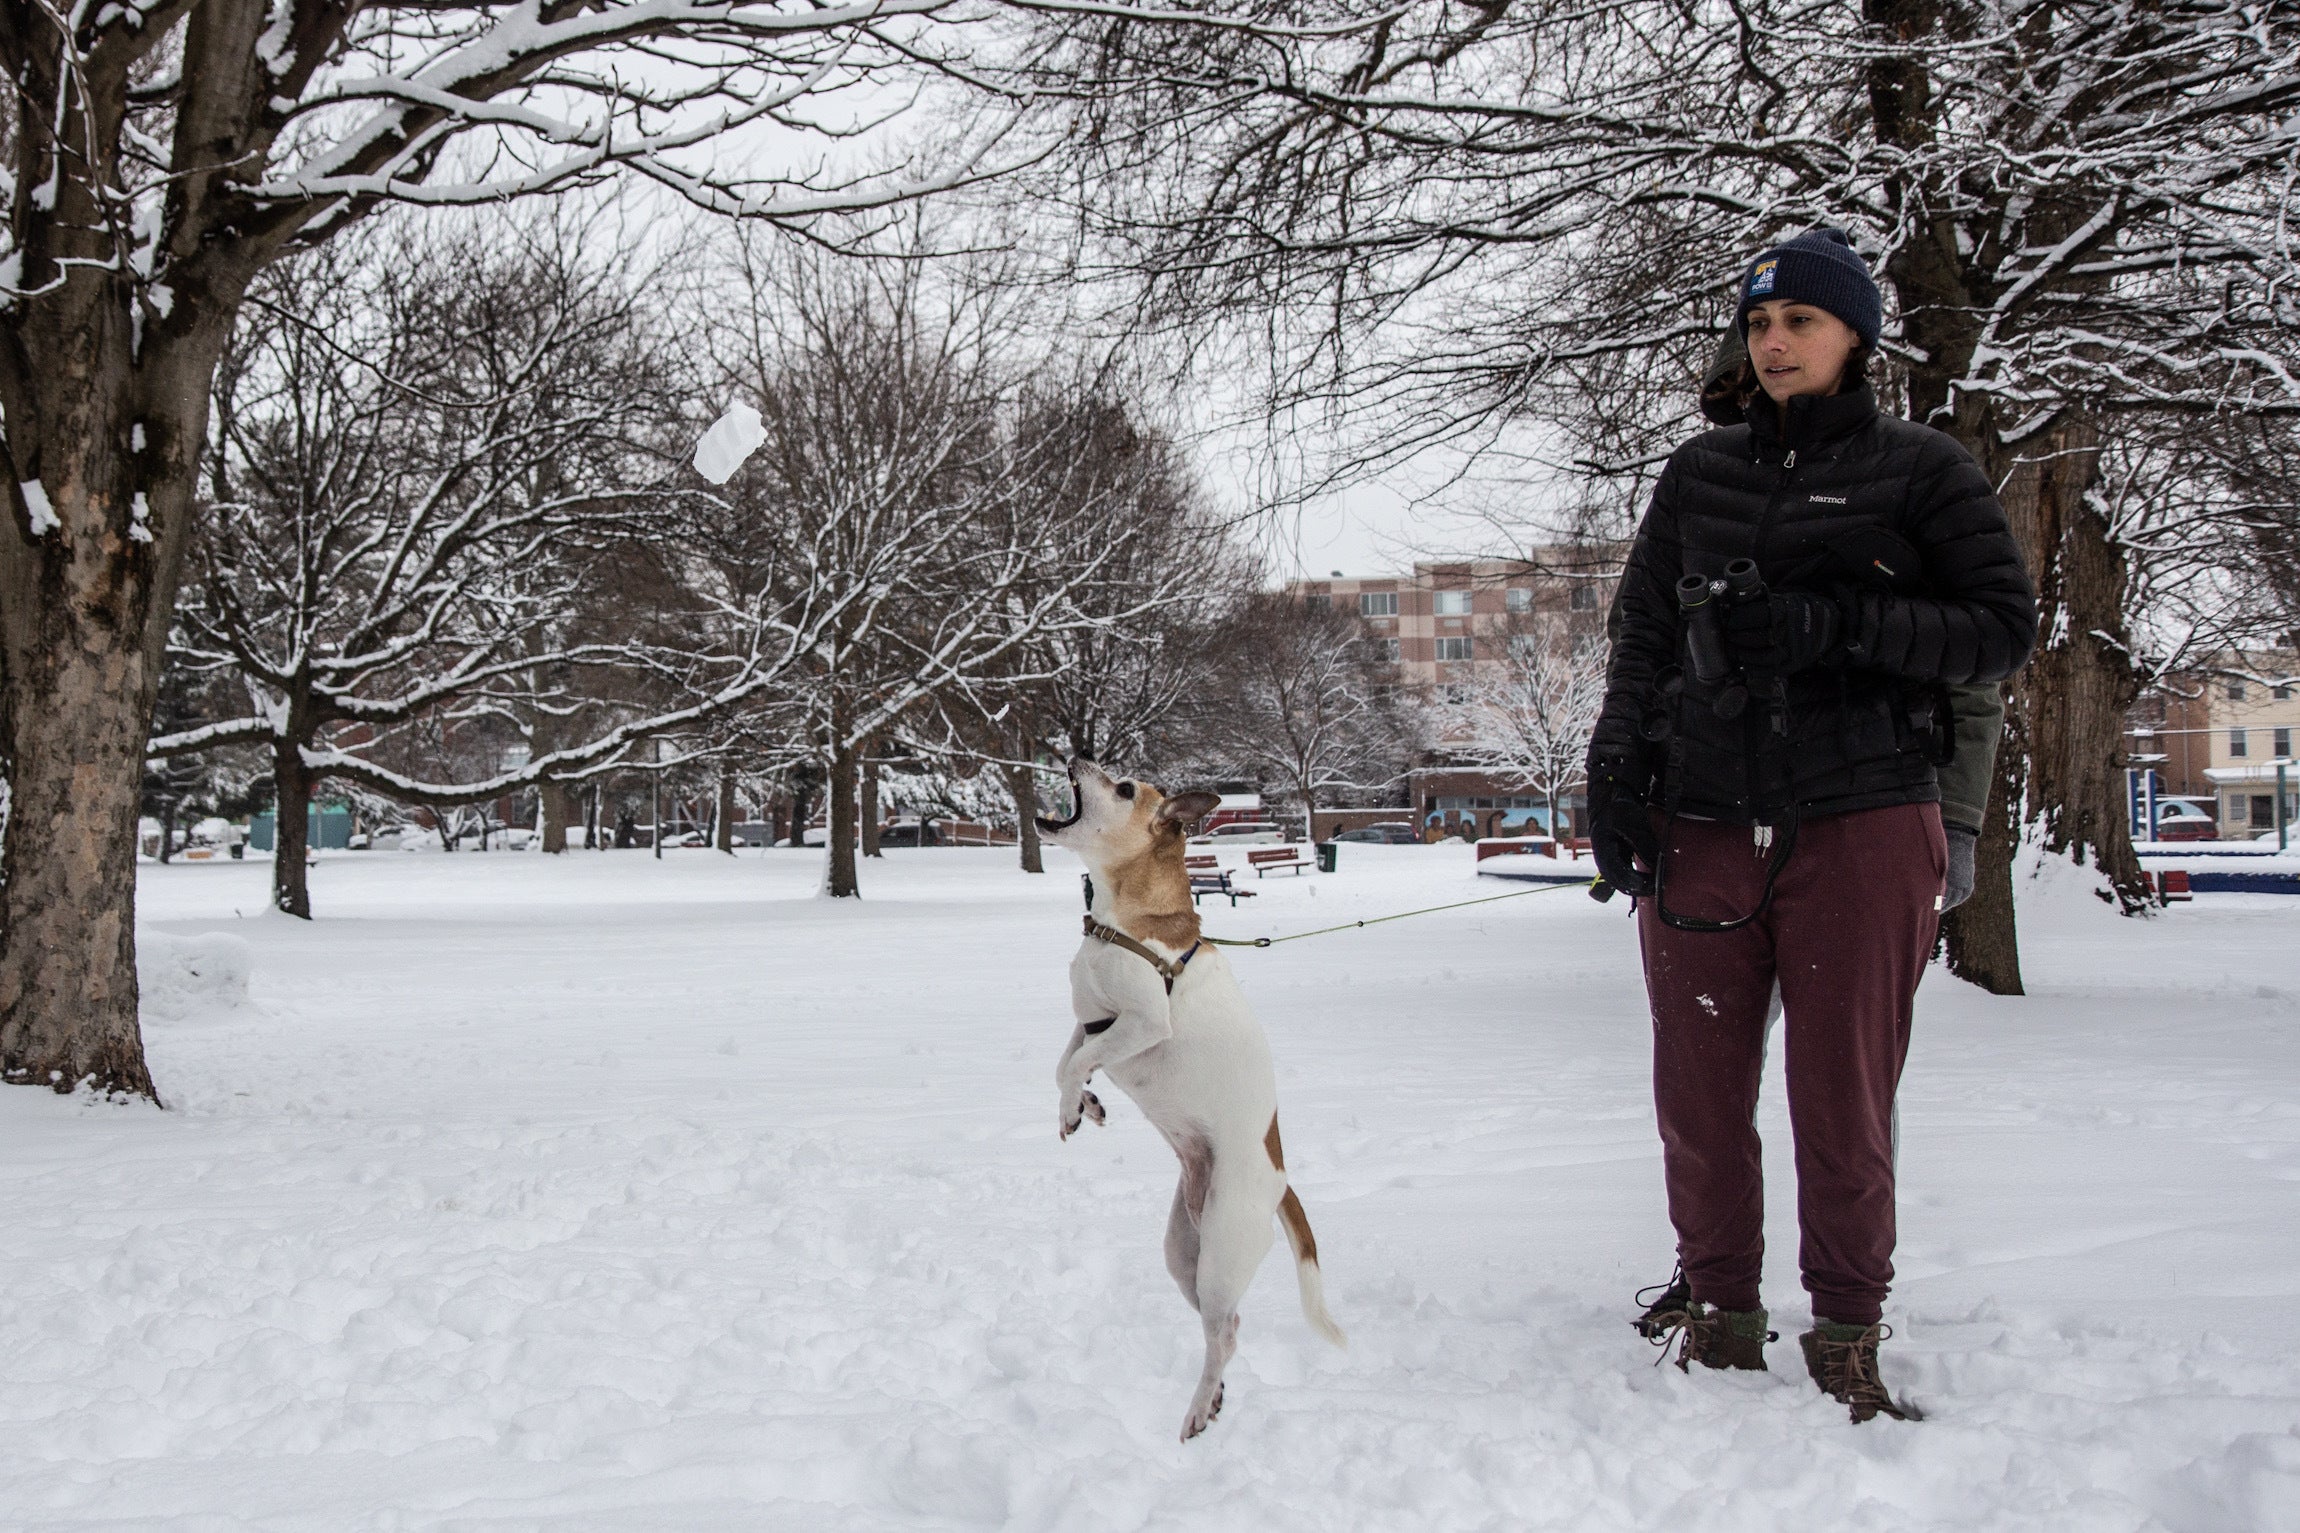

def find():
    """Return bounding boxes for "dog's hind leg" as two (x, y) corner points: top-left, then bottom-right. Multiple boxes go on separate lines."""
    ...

(1163, 1134), (1213, 1311)
(1163, 1182), (1201, 1312)
(1179, 1183), (1276, 1441)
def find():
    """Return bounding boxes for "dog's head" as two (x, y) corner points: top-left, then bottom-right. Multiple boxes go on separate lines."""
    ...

(1036, 757), (1220, 868)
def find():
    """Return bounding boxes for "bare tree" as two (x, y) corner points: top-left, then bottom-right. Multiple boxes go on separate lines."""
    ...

(704, 240), (1172, 898)
(1200, 591), (1416, 833)
(940, 371), (1243, 871)
(157, 220), (682, 918)
(1442, 623), (1609, 839)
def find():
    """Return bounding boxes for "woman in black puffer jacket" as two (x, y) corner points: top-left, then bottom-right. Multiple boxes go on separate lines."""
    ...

(1586, 228), (2036, 1422)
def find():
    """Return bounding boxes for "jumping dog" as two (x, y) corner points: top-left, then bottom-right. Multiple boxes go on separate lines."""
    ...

(1037, 757), (1345, 1440)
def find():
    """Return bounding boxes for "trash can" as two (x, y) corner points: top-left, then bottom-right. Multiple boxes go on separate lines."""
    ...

(1315, 842), (1337, 874)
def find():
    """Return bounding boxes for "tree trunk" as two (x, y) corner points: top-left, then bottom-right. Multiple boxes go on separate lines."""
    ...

(271, 738), (315, 920)
(861, 750), (882, 858)
(0, 623), (162, 1096)
(825, 736), (860, 897)
(540, 781), (578, 854)
(0, 351), (218, 1098)
(1009, 764), (1044, 874)
(1942, 696), (2025, 993)
(160, 800), (178, 865)
(1997, 417), (2150, 913)
(716, 764), (738, 854)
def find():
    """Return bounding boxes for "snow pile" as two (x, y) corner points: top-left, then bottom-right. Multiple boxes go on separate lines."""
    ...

(692, 401), (765, 485)
(136, 929), (253, 1025)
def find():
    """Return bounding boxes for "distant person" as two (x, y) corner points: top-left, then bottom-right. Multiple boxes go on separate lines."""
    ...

(1584, 228), (2037, 1420)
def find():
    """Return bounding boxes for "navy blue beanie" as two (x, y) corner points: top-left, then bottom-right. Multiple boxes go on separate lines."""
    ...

(1736, 227), (1882, 349)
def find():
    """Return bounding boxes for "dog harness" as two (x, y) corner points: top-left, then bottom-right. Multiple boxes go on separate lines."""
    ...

(1082, 913), (1203, 998)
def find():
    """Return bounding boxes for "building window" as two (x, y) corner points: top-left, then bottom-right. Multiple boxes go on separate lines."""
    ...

(1373, 636), (1400, 661)
(1441, 683), (1471, 704)
(2277, 726), (2293, 757)
(1434, 589), (1473, 615)
(2227, 678), (2248, 700)
(1570, 585), (1601, 612)
(2230, 728), (2248, 757)
(2254, 795), (2276, 826)
(1506, 588), (1533, 613)
(1508, 633), (1543, 658)
(1436, 636), (1473, 661)
(2276, 683), (2293, 700)
(1304, 592), (1330, 610)
(1359, 591), (1398, 618)
(2229, 795), (2249, 824)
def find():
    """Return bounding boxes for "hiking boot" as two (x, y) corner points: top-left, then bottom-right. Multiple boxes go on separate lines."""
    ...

(1800, 1321), (1923, 1423)
(1646, 1301), (1775, 1372)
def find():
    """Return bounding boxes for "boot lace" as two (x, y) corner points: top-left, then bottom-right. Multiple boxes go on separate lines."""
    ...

(1632, 1263), (1691, 1338)
(1643, 1304), (1703, 1370)
(1810, 1323), (1918, 1421)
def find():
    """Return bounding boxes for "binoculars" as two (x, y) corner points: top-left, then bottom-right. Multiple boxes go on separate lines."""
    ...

(1678, 558), (1765, 719)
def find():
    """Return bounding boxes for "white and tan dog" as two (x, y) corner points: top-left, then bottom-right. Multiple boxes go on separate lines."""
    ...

(1038, 756), (1345, 1440)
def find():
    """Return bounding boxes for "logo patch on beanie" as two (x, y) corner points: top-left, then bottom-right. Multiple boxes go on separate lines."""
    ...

(1749, 259), (1778, 296)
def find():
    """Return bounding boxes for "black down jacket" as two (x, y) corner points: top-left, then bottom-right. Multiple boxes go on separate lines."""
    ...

(1592, 385), (2037, 824)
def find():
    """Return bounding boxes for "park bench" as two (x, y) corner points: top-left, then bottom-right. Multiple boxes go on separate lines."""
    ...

(1248, 846), (1311, 877)
(2154, 868), (2194, 903)
(1185, 853), (1254, 906)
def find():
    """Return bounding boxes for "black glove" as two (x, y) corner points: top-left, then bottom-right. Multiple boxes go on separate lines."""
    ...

(1942, 824), (1977, 911)
(1723, 590), (1844, 674)
(1585, 750), (1660, 899)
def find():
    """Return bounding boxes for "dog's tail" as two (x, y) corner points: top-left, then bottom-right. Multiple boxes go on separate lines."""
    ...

(1277, 1186), (1346, 1348)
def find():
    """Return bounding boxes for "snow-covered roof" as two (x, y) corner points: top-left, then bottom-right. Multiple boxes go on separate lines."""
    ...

(2204, 762), (2298, 784)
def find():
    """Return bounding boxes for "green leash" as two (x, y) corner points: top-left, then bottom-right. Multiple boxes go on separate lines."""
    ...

(1200, 877), (1599, 950)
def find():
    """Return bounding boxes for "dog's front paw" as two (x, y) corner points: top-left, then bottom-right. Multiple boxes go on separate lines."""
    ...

(1058, 1088), (1104, 1140)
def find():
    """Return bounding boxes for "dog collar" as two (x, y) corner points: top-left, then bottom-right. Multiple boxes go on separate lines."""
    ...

(1082, 914), (1201, 993)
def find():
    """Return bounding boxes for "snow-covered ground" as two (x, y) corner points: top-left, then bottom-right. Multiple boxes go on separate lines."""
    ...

(4, 843), (2297, 1530)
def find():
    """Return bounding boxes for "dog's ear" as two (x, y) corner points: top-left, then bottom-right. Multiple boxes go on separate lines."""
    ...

(1155, 790), (1221, 831)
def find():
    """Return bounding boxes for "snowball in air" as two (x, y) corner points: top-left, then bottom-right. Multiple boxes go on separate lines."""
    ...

(693, 402), (766, 486)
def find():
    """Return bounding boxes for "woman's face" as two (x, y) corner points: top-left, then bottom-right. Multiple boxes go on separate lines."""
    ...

(1744, 301), (1860, 402)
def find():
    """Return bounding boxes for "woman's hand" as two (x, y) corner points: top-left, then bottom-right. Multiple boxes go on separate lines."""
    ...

(1586, 749), (1661, 898)
(1723, 590), (1844, 673)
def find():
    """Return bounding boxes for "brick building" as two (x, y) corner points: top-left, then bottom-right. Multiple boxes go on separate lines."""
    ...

(1289, 551), (1619, 839)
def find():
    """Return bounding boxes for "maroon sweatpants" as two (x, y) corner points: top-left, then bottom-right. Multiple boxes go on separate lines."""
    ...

(1636, 802), (1945, 1325)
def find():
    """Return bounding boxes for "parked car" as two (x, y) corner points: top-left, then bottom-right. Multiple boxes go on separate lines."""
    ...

(1330, 822), (1420, 845)
(878, 819), (943, 848)
(1189, 821), (1288, 846)
(2151, 798), (2220, 842)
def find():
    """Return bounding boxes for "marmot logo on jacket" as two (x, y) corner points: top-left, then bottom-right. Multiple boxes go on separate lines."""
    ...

(1808, 494), (1848, 504)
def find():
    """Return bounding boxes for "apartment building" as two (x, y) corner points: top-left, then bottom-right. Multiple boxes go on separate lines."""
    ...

(2134, 648), (2300, 836)
(1289, 552), (1620, 838)
(1290, 554), (1616, 700)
